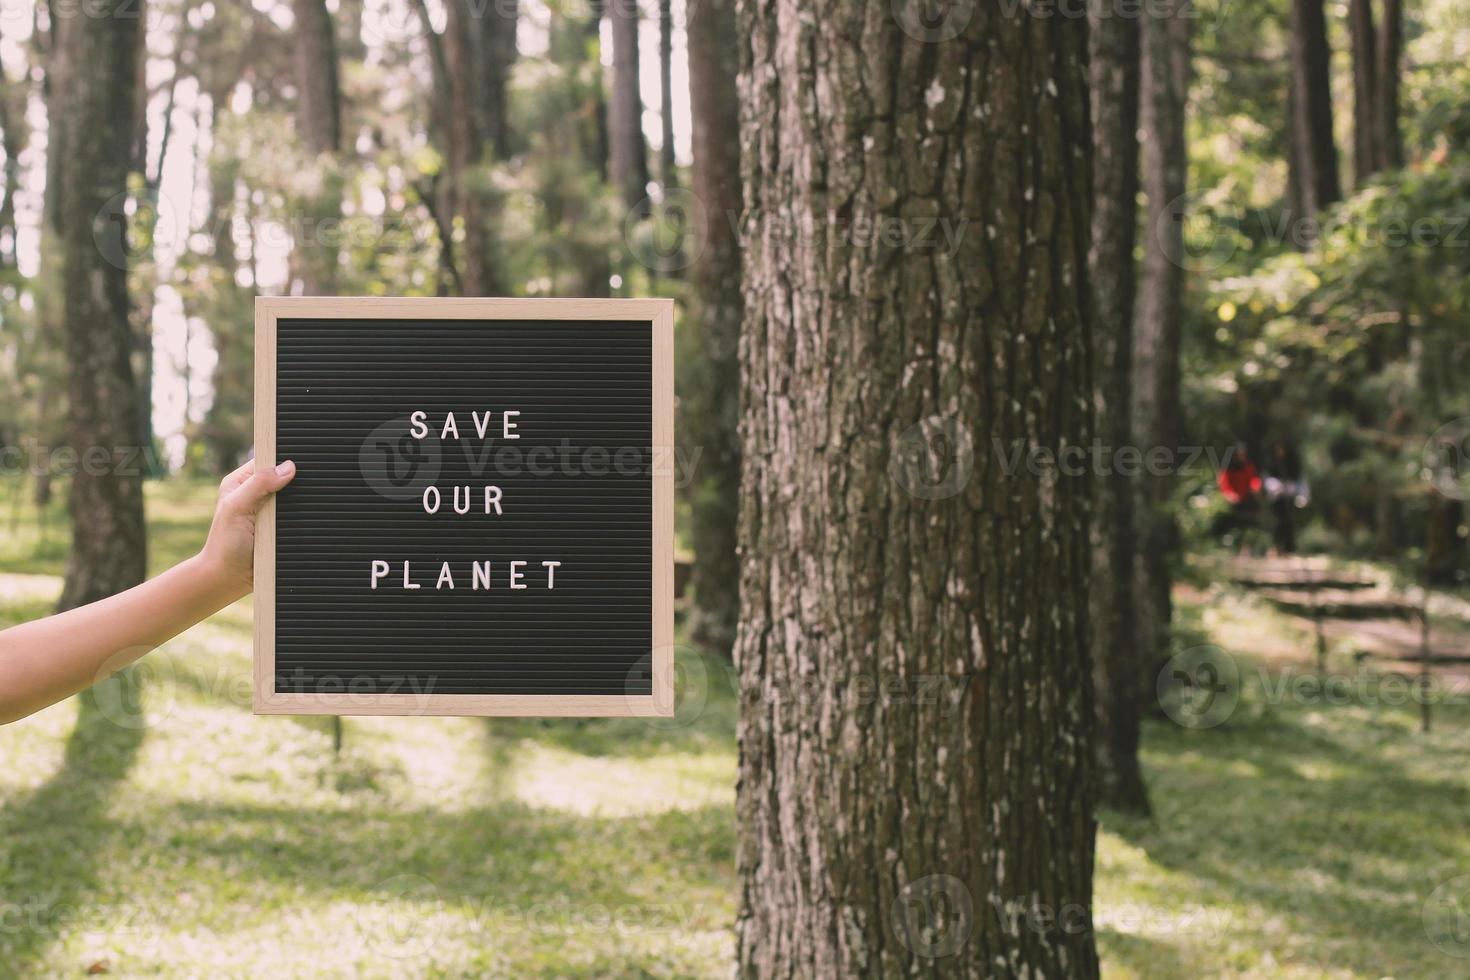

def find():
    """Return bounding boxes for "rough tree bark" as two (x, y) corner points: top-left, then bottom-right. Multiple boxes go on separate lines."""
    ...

(680, 0), (741, 653)
(734, 1), (1098, 975)
(1373, 0), (1403, 171)
(1089, 0), (1149, 817)
(658, 0), (676, 188)
(292, 0), (343, 295)
(1134, 0), (1190, 694)
(1287, 0), (1341, 221)
(609, 0), (650, 213)
(49, 0), (147, 611)
(443, 0), (500, 295)
(1348, 0), (1377, 185)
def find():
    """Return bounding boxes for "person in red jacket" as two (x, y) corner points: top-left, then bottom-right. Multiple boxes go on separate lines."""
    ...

(1218, 445), (1263, 504)
(1217, 444), (1263, 552)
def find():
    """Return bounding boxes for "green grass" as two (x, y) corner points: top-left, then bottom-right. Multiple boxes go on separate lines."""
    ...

(1, 479), (1466, 977)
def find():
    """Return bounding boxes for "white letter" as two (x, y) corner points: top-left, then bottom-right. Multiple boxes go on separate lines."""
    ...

(542, 560), (561, 589)
(437, 562), (455, 590)
(503, 410), (520, 439)
(485, 485), (503, 515)
(509, 560), (527, 589)
(472, 411), (492, 439)
(410, 411), (428, 439)
(423, 485), (441, 514)
(402, 562), (421, 589)
(453, 486), (471, 515)
(371, 560), (390, 589)
(441, 412), (460, 439)
(472, 561), (492, 590)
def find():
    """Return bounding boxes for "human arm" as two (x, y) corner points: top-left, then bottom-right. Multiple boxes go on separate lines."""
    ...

(0, 459), (295, 725)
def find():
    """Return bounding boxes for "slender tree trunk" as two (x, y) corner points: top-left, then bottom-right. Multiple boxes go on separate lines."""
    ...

(0, 46), (23, 270)
(292, 0), (343, 296)
(1374, 0), (1403, 170)
(1134, 0), (1190, 693)
(478, 0), (518, 160)
(444, 0), (499, 296)
(609, 0), (649, 213)
(50, 0), (147, 611)
(658, 0), (676, 188)
(1089, 0), (1149, 817)
(1287, 0), (1341, 221)
(681, 0), (741, 654)
(293, 0), (341, 154)
(735, 2), (1097, 975)
(1348, 0), (1377, 185)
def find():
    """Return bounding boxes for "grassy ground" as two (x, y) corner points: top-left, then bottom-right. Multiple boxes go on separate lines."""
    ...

(0, 479), (1465, 977)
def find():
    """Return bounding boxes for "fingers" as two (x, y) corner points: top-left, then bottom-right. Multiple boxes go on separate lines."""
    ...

(227, 460), (297, 516)
(220, 459), (255, 496)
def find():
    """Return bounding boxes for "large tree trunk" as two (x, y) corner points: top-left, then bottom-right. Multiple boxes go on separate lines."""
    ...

(681, 0), (741, 654)
(1348, 0), (1377, 185)
(1287, 0), (1341, 221)
(1090, 0), (1149, 817)
(49, 0), (147, 611)
(1134, 0), (1190, 697)
(657, 0), (676, 188)
(292, 0), (343, 296)
(609, 0), (649, 213)
(734, 2), (1098, 975)
(1373, 0), (1403, 171)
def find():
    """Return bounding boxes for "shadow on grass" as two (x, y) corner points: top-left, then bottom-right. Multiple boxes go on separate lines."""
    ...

(1107, 694), (1470, 978)
(481, 650), (739, 759)
(147, 795), (736, 912)
(0, 677), (146, 976)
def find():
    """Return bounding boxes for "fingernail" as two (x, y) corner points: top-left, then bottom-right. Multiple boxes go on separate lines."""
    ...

(276, 460), (296, 476)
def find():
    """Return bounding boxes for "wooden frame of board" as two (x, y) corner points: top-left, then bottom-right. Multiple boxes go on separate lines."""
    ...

(253, 297), (676, 717)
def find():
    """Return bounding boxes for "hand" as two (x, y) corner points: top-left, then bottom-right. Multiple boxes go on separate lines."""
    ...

(199, 459), (297, 594)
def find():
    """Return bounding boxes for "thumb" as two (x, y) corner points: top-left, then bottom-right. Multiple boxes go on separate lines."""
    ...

(230, 459), (297, 515)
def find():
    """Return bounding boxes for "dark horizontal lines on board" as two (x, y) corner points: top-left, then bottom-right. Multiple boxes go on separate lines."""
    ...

(274, 317), (654, 699)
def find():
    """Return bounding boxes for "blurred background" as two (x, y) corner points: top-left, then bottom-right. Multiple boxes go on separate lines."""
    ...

(0, 0), (1467, 975)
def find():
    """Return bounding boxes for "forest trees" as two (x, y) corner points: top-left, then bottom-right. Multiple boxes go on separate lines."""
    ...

(1089, 0), (1149, 815)
(1134, 0), (1190, 696)
(734, 1), (1097, 974)
(679, 0), (741, 653)
(49, 0), (149, 610)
